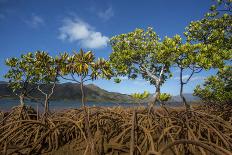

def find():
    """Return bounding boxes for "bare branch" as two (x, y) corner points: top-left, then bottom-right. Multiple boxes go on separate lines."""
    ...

(158, 65), (165, 81)
(59, 73), (81, 84)
(37, 85), (47, 96)
(48, 82), (56, 99)
(183, 68), (195, 84)
(83, 78), (93, 83)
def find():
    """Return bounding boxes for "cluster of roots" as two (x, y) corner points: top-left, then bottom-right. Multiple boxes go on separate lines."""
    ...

(0, 104), (232, 155)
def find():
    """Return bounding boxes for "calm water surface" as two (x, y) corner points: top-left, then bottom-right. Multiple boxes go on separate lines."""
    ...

(0, 99), (145, 112)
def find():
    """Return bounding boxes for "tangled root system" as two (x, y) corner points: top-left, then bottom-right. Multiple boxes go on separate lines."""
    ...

(0, 105), (232, 155)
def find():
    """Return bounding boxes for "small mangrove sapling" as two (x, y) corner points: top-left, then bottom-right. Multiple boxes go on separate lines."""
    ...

(159, 93), (171, 106)
(33, 51), (59, 117)
(4, 52), (38, 106)
(57, 49), (113, 155)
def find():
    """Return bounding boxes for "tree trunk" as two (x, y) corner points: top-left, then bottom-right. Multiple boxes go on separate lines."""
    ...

(80, 80), (86, 108)
(180, 68), (190, 111)
(80, 78), (95, 155)
(148, 84), (160, 113)
(19, 94), (25, 106)
(153, 85), (160, 104)
(44, 96), (49, 117)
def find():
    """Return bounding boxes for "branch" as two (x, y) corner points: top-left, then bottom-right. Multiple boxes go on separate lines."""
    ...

(83, 78), (93, 83)
(37, 85), (47, 96)
(48, 82), (56, 99)
(26, 85), (37, 95)
(216, 9), (232, 12)
(193, 68), (203, 74)
(145, 67), (159, 84)
(183, 69), (195, 84)
(158, 65), (165, 81)
(59, 73), (81, 84)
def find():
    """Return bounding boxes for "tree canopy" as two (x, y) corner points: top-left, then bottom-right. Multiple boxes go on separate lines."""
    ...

(4, 52), (38, 105)
(185, 0), (232, 51)
(194, 65), (232, 105)
(110, 27), (173, 104)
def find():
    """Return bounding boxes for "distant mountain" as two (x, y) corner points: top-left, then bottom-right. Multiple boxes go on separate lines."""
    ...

(0, 82), (200, 104)
(0, 82), (136, 103)
(170, 93), (200, 102)
(0, 81), (7, 84)
(143, 93), (200, 105)
(0, 81), (13, 98)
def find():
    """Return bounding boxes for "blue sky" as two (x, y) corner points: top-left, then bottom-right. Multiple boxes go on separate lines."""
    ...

(0, 0), (216, 95)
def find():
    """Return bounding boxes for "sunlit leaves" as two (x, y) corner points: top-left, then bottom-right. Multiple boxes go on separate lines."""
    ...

(57, 49), (113, 82)
(33, 51), (58, 85)
(194, 66), (232, 105)
(185, 0), (232, 52)
(159, 93), (171, 102)
(113, 78), (121, 83)
(4, 53), (37, 94)
(110, 27), (172, 87)
(131, 91), (149, 100)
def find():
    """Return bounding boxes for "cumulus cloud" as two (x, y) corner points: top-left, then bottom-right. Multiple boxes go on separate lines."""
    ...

(98, 7), (114, 21)
(58, 18), (109, 49)
(25, 14), (44, 28)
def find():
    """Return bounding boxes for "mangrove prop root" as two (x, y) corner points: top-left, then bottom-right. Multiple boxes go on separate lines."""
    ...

(0, 105), (232, 155)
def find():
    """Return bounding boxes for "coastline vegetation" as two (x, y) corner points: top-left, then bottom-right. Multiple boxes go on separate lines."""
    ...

(0, 0), (231, 154)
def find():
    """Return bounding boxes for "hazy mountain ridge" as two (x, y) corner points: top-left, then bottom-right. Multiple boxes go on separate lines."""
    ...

(0, 81), (200, 103)
(143, 93), (200, 104)
(0, 82), (136, 103)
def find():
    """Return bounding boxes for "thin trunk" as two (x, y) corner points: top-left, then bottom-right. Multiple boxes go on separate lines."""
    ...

(80, 79), (86, 108)
(44, 96), (49, 118)
(148, 65), (165, 111)
(180, 68), (190, 111)
(80, 76), (95, 155)
(19, 94), (24, 106)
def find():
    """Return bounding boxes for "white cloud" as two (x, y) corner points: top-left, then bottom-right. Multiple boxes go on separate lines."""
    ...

(132, 79), (148, 85)
(98, 7), (114, 21)
(58, 18), (109, 49)
(173, 75), (205, 81)
(117, 77), (148, 85)
(173, 75), (189, 80)
(191, 76), (205, 81)
(25, 14), (44, 28)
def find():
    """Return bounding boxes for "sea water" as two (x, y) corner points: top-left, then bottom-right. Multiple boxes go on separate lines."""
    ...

(0, 98), (144, 112)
